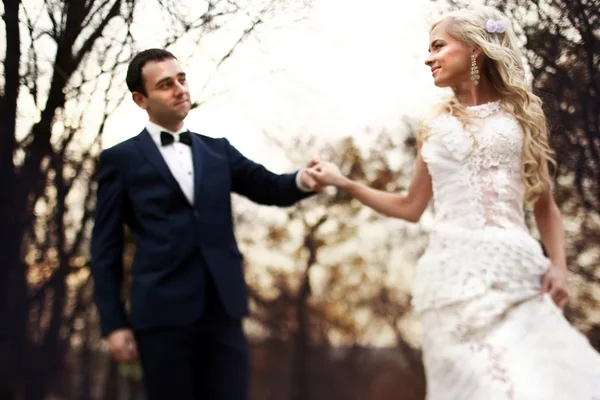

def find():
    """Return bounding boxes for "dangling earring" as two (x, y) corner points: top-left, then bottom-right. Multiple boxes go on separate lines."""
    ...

(470, 54), (480, 86)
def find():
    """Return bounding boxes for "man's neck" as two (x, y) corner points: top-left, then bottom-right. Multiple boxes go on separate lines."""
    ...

(149, 117), (184, 133)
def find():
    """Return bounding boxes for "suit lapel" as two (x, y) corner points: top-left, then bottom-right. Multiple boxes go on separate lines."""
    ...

(134, 129), (188, 200)
(191, 133), (206, 206)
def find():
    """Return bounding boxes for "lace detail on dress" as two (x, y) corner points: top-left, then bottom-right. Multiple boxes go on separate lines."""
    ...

(413, 106), (549, 312)
(412, 226), (549, 311)
(470, 341), (515, 399)
(421, 102), (524, 230)
(466, 100), (501, 118)
(420, 291), (600, 399)
(469, 106), (524, 229)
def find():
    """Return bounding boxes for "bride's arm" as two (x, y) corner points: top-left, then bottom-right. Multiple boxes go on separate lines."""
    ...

(308, 147), (433, 223)
(534, 163), (569, 308)
(533, 171), (567, 270)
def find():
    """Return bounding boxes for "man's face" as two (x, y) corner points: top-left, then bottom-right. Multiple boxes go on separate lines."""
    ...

(133, 58), (191, 126)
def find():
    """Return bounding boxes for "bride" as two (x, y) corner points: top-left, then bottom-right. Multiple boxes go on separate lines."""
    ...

(306, 5), (600, 399)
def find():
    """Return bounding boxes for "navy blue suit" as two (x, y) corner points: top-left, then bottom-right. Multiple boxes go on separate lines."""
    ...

(91, 129), (312, 399)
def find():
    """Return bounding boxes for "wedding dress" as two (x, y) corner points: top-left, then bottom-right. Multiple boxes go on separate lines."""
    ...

(412, 101), (600, 399)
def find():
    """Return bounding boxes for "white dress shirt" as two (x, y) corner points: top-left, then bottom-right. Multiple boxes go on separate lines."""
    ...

(146, 121), (312, 206)
(146, 121), (196, 204)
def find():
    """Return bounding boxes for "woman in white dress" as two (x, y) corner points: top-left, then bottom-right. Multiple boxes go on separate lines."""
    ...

(306, 5), (600, 399)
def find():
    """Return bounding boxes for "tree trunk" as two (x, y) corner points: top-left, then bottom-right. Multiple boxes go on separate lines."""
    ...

(0, 0), (27, 397)
(0, 2), (114, 396)
(24, 157), (70, 400)
(292, 278), (310, 400)
(291, 216), (326, 400)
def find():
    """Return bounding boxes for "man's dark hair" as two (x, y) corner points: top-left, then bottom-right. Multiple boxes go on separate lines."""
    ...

(126, 49), (177, 96)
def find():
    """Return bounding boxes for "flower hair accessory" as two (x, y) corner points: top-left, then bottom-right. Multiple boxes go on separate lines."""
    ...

(485, 19), (506, 33)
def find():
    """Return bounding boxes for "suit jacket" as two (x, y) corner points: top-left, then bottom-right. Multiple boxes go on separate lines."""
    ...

(91, 129), (312, 336)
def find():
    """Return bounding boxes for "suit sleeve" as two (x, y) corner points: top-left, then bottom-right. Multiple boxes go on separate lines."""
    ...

(224, 139), (315, 206)
(91, 149), (130, 337)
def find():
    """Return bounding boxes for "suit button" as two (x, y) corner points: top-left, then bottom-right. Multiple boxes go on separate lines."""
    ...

(193, 211), (199, 218)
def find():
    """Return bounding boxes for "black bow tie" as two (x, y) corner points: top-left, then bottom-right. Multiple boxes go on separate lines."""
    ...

(160, 130), (192, 146)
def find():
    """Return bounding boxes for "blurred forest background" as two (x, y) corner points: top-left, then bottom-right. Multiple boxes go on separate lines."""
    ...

(0, 0), (598, 399)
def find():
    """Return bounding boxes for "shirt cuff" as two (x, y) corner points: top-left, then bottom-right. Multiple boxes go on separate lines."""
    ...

(295, 169), (313, 192)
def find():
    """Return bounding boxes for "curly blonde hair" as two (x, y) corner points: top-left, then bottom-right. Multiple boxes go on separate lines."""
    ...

(421, 5), (555, 204)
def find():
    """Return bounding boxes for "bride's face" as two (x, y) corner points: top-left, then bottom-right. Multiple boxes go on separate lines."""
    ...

(425, 20), (474, 88)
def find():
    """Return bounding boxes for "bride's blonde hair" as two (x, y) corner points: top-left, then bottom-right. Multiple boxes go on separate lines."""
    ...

(420, 5), (555, 204)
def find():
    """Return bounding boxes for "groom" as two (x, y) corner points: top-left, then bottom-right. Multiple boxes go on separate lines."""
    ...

(91, 49), (319, 400)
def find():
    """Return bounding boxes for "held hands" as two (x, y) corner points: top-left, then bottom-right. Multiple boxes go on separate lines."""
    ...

(304, 160), (348, 188)
(541, 265), (569, 309)
(299, 159), (324, 192)
(106, 328), (139, 363)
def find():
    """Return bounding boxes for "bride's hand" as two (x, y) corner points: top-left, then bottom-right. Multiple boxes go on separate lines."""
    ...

(541, 265), (569, 309)
(305, 161), (348, 188)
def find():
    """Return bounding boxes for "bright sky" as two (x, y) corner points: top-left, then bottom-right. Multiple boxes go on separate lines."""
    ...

(104, 0), (450, 170)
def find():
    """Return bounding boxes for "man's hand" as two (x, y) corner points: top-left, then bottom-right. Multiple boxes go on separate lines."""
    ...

(305, 161), (348, 188)
(299, 158), (324, 192)
(107, 328), (139, 363)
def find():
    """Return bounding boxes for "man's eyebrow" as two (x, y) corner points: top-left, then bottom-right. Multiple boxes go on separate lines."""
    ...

(155, 76), (172, 87)
(155, 72), (186, 87)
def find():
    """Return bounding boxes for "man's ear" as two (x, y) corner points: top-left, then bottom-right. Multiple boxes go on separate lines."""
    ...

(132, 92), (147, 110)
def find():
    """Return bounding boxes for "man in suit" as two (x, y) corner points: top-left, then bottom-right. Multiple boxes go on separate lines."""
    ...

(91, 48), (319, 400)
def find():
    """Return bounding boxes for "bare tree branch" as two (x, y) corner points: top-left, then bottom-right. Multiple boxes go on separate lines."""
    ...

(74, 0), (123, 66)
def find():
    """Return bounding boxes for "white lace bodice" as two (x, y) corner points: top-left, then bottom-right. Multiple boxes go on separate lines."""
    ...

(421, 101), (527, 231)
(412, 101), (551, 312)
